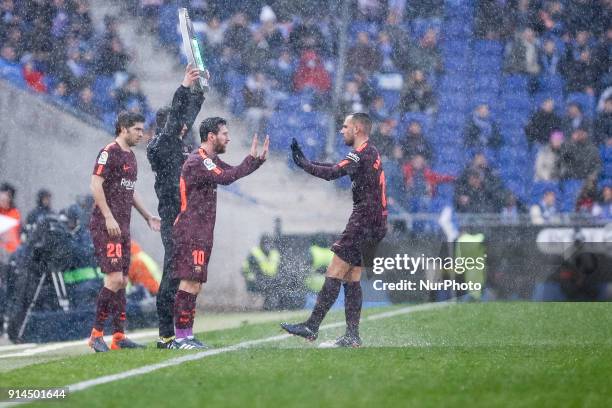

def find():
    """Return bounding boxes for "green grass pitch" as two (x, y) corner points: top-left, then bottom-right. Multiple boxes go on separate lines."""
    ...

(1, 302), (611, 407)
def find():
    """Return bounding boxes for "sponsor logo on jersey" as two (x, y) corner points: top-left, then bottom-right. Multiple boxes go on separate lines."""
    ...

(203, 158), (217, 170)
(120, 178), (136, 190)
(98, 151), (109, 165)
(346, 152), (360, 163)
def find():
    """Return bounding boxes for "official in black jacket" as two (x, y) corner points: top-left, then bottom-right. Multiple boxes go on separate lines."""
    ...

(146, 65), (206, 347)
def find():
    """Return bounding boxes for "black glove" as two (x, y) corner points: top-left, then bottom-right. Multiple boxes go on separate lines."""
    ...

(291, 138), (307, 167)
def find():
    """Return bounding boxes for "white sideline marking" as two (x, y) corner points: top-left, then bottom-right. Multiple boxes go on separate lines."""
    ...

(0, 330), (158, 359)
(0, 302), (451, 406)
(0, 343), (36, 353)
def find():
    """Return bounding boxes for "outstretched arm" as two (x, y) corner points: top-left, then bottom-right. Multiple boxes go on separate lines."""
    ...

(163, 65), (205, 137)
(291, 138), (354, 181)
(200, 135), (269, 185)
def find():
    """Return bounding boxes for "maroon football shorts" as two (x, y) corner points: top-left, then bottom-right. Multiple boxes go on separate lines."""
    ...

(172, 239), (211, 283)
(91, 226), (131, 275)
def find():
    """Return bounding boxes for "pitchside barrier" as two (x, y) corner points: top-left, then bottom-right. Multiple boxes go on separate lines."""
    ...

(272, 215), (612, 304)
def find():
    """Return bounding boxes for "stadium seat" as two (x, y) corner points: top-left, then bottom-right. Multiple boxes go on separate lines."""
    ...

(502, 74), (529, 92)
(560, 179), (584, 212)
(473, 40), (504, 57)
(538, 74), (564, 94)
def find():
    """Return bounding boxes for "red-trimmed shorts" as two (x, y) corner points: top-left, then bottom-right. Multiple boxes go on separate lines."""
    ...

(331, 215), (386, 267)
(90, 226), (131, 275)
(172, 239), (212, 283)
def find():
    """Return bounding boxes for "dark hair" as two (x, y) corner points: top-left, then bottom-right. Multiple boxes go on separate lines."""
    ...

(0, 182), (16, 208)
(155, 106), (171, 130)
(350, 112), (372, 135)
(115, 111), (145, 135)
(36, 189), (51, 206)
(199, 117), (227, 142)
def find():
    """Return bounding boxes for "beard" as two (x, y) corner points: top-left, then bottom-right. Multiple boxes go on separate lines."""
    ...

(343, 133), (355, 146)
(214, 140), (227, 154)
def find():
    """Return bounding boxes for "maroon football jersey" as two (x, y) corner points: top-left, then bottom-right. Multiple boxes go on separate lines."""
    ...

(173, 147), (263, 246)
(302, 141), (388, 229)
(90, 141), (137, 229)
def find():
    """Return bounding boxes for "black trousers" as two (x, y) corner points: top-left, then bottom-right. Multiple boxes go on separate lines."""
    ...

(156, 217), (180, 338)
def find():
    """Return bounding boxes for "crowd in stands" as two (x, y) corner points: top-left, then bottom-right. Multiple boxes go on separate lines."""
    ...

(2, 0), (610, 221)
(0, 0), (154, 130)
(135, 0), (610, 221)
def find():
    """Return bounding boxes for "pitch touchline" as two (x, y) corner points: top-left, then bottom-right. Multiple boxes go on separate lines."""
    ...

(0, 302), (451, 406)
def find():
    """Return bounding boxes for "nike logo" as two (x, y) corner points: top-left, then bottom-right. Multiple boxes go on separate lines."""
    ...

(123, 165), (131, 171)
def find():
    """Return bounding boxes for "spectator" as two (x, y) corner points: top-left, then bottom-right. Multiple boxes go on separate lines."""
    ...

(399, 69), (436, 114)
(503, 27), (540, 76)
(377, 31), (396, 72)
(530, 189), (560, 224)
(224, 12), (252, 59)
(456, 152), (506, 212)
(369, 95), (391, 122)
(293, 49), (331, 94)
(592, 183), (612, 219)
(403, 154), (455, 212)
(592, 28), (611, 89)
(267, 48), (295, 94)
(203, 16), (227, 55)
(370, 118), (397, 160)
(404, 28), (442, 74)
(464, 104), (502, 150)
(77, 85), (100, 118)
(116, 75), (148, 113)
(576, 178), (598, 213)
(25, 189), (53, 227)
(559, 127), (602, 180)
(21, 57), (47, 93)
(0, 182), (20, 257)
(593, 97), (612, 146)
(95, 35), (129, 76)
(525, 97), (563, 145)
(257, 6), (285, 57)
(347, 31), (382, 74)
(563, 102), (591, 136)
(336, 80), (364, 124)
(51, 80), (71, 104)
(561, 47), (598, 94)
(539, 38), (561, 76)
(475, 0), (505, 39)
(400, 120), (432, 162)
(243, 71), (272, 136)
(501, 191), (525, 223)
(534, 131), (564, 181)
(454, 169), (497, 213)
(0, 44), (21, 79)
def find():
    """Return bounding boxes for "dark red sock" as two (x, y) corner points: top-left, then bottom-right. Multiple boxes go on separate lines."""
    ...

(344, 282), (362, 337)
(112, 289), (126, 334)
(174, 290), (197, 338)
(305, 277), (341, 332)
(93, 287), (115, 332)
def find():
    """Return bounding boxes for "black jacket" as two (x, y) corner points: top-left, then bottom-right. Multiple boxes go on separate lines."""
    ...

(147, 85), (204, 221)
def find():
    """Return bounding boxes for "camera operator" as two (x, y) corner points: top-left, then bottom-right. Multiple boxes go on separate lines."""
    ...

(59, 204), (103, 307)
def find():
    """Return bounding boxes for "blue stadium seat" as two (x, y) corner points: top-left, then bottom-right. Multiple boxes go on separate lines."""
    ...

(158, 5), (180, 46)
(473, 40), (504, 57)
(502, 74), (529, 92)
(538, 74), (564, 94)
(379, 89), (401, 112)
(474, 75), (500, 92)
(560, 179), (584, 212)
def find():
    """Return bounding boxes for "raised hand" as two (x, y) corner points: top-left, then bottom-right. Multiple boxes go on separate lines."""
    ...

(250, 134), (260, 158)
(291, 138), (306, 167)
(259, 135), (270, 161)
(181, 63), (201, 88)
